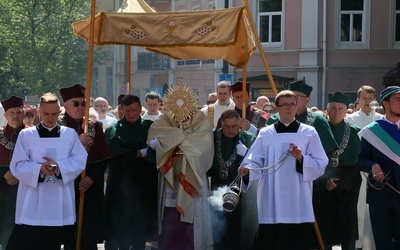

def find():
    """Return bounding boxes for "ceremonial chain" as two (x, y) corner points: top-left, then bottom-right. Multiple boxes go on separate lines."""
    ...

(305, 111), (313, 126)
(251, 108), (261, 127)
(58, 116), (96, 147)
(329, 120), (351, 167)
(0, 127), (15, 150)
(216, 129), (244, 180)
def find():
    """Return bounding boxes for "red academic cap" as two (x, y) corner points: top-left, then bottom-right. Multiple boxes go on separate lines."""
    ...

(118, 94), (126, 105)
(1, 96), (24, 112)
(231, 81), (250, 93)
(59, 84), (86, 102)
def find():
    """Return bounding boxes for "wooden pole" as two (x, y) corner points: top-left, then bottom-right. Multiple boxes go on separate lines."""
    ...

(126, 45), (131, 93)
(313, 216), (325, 250)
(242, 0), (278, 96)
(77, 0), (96, 249)
(242, 67), (247, 118)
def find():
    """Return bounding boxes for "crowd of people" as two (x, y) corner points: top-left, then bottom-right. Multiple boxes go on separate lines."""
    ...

(0, 80), (399, 250)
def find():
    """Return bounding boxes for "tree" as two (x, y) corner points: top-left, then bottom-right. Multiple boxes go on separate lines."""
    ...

(0, 0), (106, 100)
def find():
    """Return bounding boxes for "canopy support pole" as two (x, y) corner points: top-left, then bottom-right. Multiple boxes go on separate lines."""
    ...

(314, 216), (325, 249)
(126, 45), (131, 93)
(77, 0), (97, 249)
(242, 0), (278, 96)
(242, 67), (247, 118)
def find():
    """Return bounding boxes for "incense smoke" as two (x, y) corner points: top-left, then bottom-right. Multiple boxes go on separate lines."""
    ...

(208, 185), (229, 211)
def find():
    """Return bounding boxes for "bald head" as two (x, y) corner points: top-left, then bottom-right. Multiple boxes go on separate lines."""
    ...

(255, 96), (270, 110)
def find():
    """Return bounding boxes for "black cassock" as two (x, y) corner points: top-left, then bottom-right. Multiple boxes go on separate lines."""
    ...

(61, 113), (112, 250)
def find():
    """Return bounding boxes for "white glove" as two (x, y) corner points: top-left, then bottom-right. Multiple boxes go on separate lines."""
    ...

(140, 148), (148, 157)
(236, 140), (248, 157)
(148, 138), (157, 150)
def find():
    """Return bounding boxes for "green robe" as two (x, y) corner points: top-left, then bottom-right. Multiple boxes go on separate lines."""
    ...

(207, 129), (256, 250)
(267, 110), (338, 152)
(104, 117), (158, 249)
(313, 121), (362, 246)
(207, 129), (255, 188)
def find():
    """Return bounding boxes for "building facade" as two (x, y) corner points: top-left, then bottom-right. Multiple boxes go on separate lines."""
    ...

(94, 0), (400, 108)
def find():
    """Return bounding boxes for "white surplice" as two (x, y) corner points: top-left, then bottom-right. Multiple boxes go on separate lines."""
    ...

(241, 123), (328, 224)
(10, 126), (87, 226)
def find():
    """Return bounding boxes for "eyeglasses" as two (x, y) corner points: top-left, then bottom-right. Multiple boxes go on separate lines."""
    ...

(297, 95), (308, 100)
(277, 103), (297, 108)
(207, 100), (216, 105)
(264, 109), (275, 114)
(71, 101), (86, 107)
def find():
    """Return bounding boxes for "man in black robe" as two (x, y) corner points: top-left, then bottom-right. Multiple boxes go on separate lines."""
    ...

(314, 92), (361, 249)
(215, 81), (269, 248)
(207, 110), (255, 250)
(104, 94), (157, 250)
(0, 96), (26, 249)
(59, 84), (112, 250)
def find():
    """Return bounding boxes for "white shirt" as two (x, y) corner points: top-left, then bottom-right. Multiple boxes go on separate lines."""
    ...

(10, 126), (87, 226)
(98, 115), (118, 130)
(142, 111), (161, 121)
(346, 109), (383, 128)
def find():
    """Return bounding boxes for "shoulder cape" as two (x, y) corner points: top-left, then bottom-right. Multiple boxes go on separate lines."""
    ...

(359, 119), (400, 164)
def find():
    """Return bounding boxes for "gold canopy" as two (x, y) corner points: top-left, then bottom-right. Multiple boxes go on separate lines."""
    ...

(72, 6), (256, 68)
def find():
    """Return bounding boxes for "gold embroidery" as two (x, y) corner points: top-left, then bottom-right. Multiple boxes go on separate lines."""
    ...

(207, 104), (215, 128)
(124, 24), (147, 40)
(195, 22), (218, 38)
(164, 18), (178, 39)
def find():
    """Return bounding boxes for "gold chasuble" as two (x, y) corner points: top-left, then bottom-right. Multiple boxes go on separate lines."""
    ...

(148, 111), (213, 216)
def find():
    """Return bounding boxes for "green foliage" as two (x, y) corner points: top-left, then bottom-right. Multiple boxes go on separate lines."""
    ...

(0, 0), (106, 100)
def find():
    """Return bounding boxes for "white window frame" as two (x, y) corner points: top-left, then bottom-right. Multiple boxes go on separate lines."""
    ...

(336, 0), (371, 49)
(257, 0), (284, 48)
(391, 0), (400, 48)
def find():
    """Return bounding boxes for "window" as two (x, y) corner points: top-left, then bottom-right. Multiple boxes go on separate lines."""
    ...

(258, 0), (282, 45)
(338, 0), (370, 48)
(176, 59), (214, 66)
(137, 52), (170, 71)
(340, 0), (363, 42)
